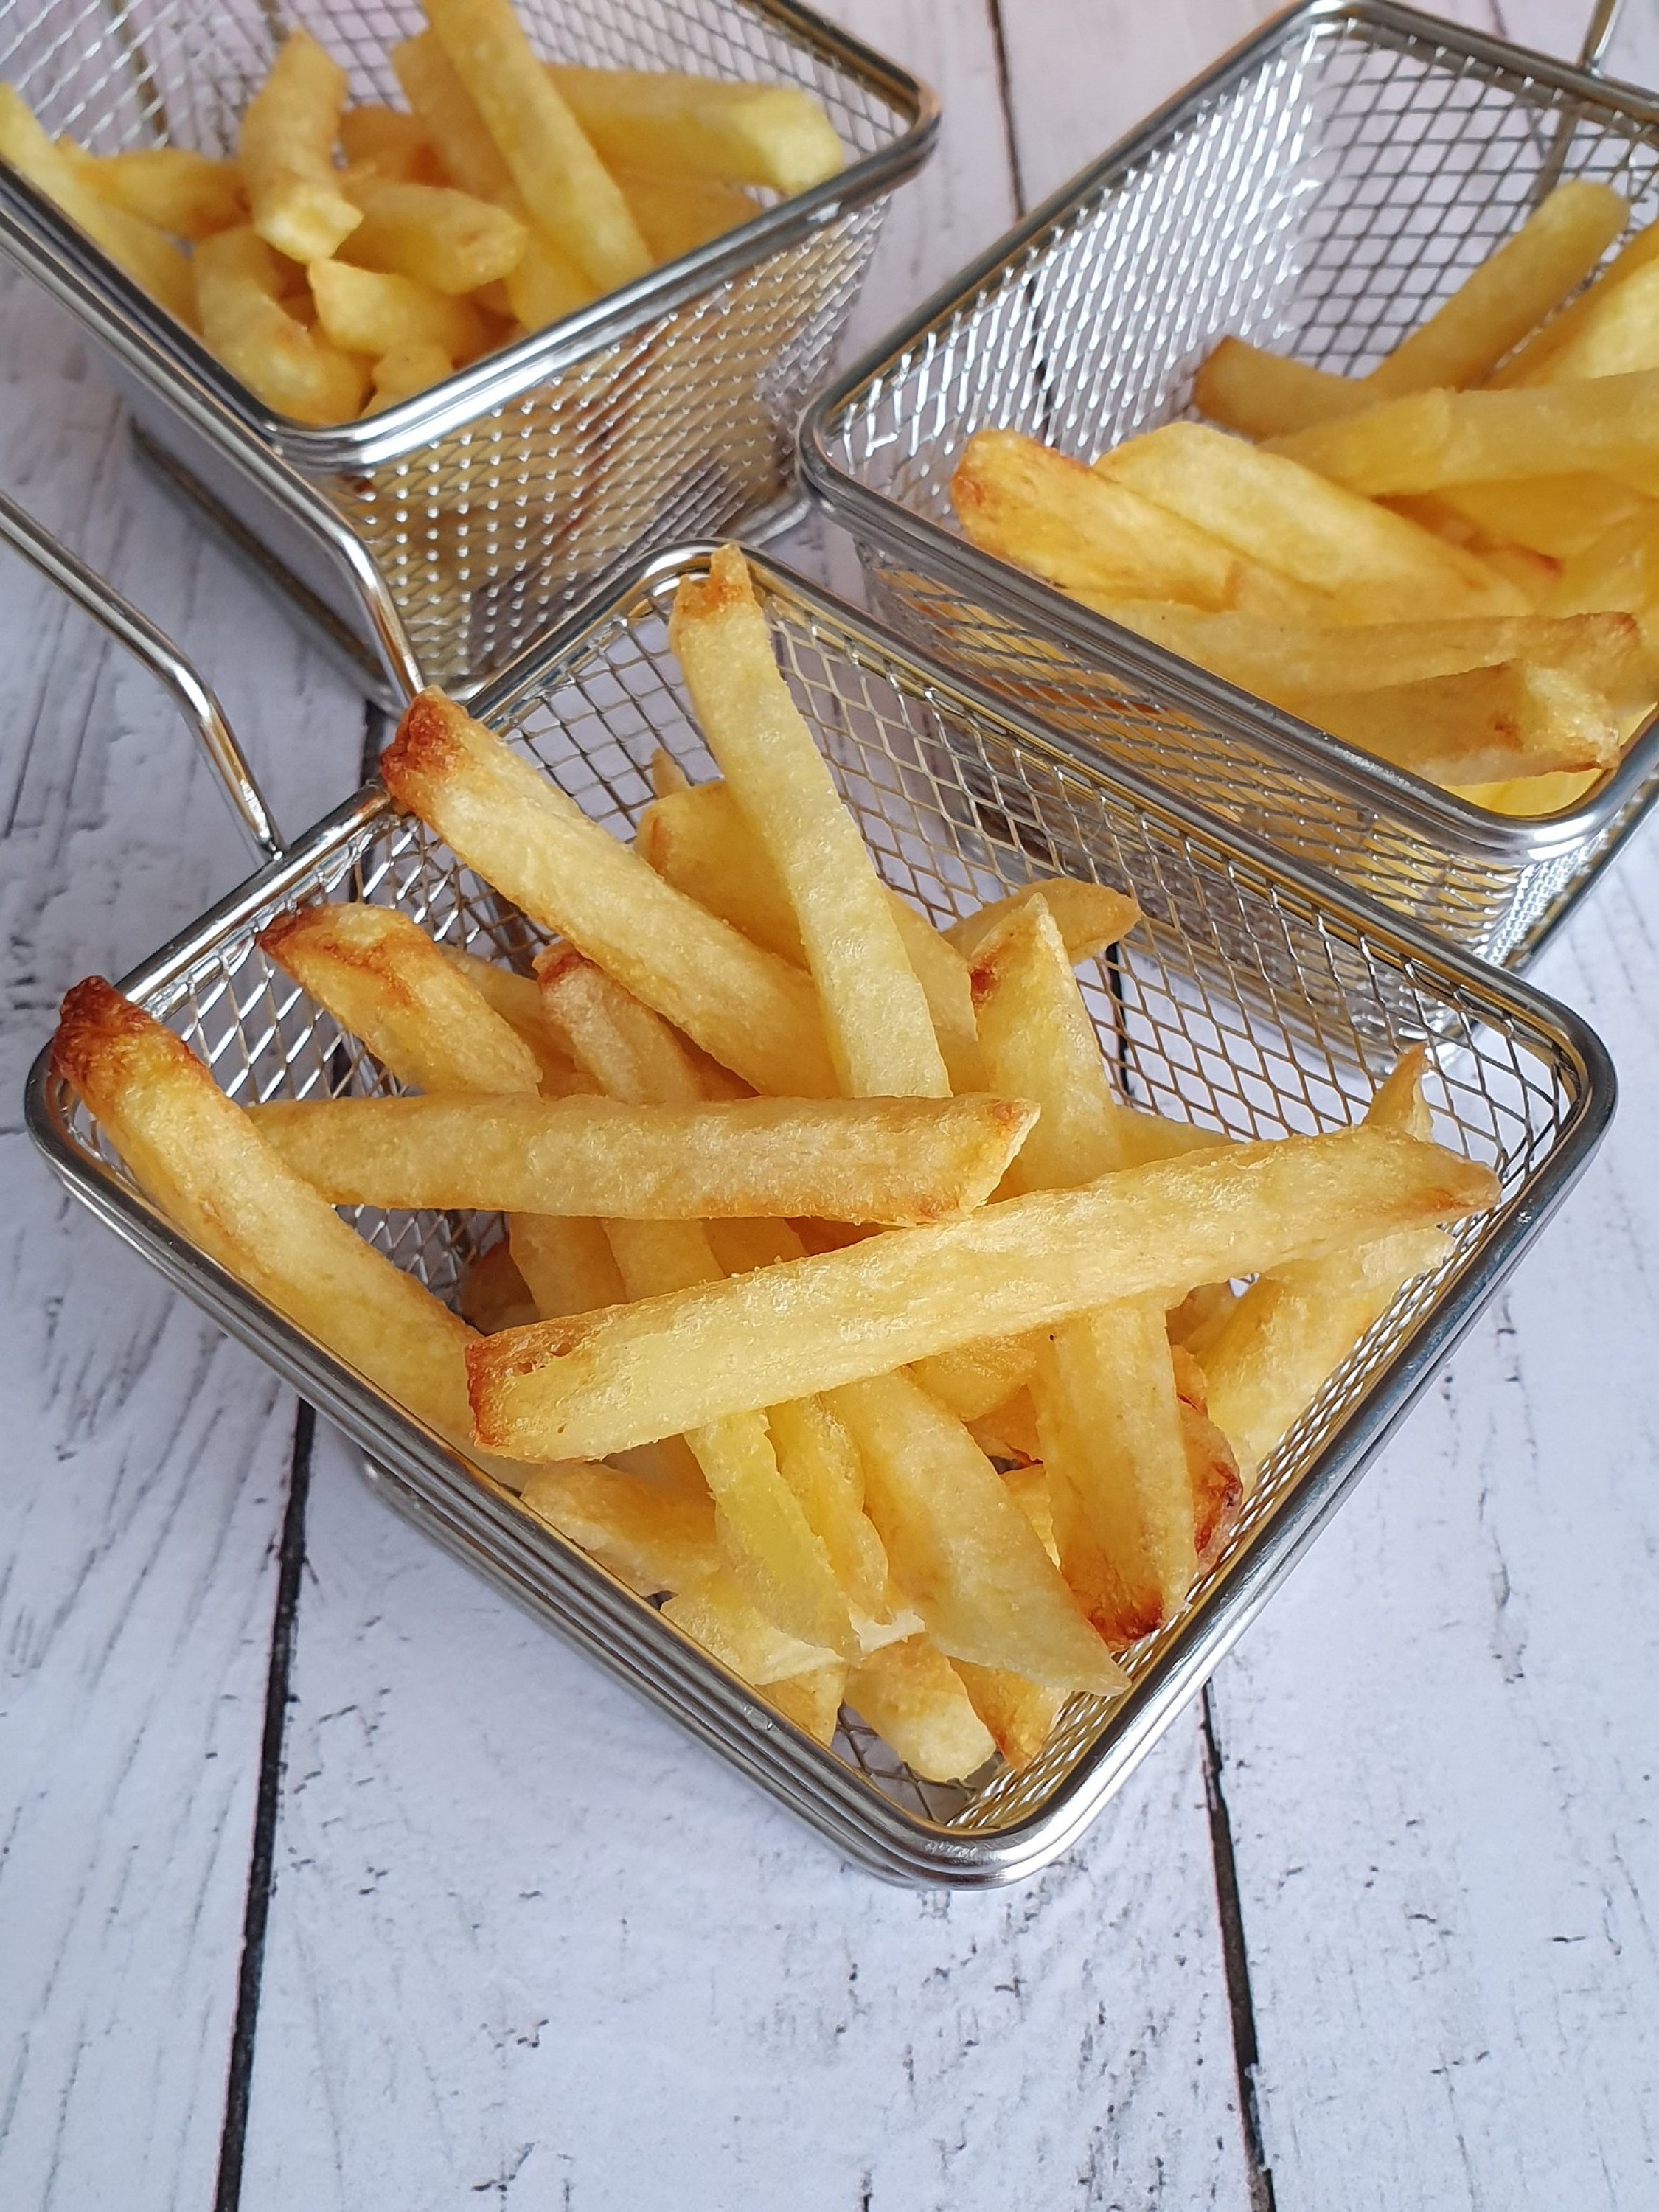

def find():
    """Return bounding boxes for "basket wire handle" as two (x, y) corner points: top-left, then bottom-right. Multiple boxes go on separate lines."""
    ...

(0, 486), (282, 861)
(1580, 0), (1624, 74)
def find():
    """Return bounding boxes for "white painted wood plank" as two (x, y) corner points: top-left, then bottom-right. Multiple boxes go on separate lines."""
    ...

(240, 1424), (1252, 2212)
(0, 265), (364, 2212)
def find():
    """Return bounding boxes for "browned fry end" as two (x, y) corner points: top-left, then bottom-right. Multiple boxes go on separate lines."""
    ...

(52, 975), (180, 1096)
(382, 684), (470, 807)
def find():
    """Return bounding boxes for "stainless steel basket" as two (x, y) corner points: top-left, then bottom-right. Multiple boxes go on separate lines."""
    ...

(0, 0), (933, 703)
(18, 520), (1612, 1885)
(801, 0), (1659, 970)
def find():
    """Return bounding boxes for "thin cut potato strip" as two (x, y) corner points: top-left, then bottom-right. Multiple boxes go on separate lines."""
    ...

(465, 1128), (1500, 1462)
(669, 546), (950, 1099)
(549, 64), (844, 196)
(945, 877), (1139, 964)
(845, 1638), (996, 1784)
(248, 1091), (1039, 1225)
(237, 28), (361, 265)
(1192, 338), (1368, 440)
(520, 1462), (720, 1595)
(380, 688), (838, 1098)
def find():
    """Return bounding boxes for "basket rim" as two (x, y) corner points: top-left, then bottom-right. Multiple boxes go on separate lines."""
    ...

(24, 536), (1618, 1884)
(0, 0), (938, 472)
(799, 0), (1659, 869)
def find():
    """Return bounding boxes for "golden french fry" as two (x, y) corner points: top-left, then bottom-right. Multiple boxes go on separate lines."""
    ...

(634, 777), (979, 1088)
(1097, 422), (1527, 619)
(1200, 1052), (1451, 1484)
(60, 141), (245, 239)
(390, 29), (596, 330)
(1548, 505), (1659, 636)
(248, 1089), (1037, 1225)
(765, 1394), (894, 1632)
(0, 88), (197, 324)
(381, 689), (838, 1098)
(1364, 181), (1626, 397)
(432, 945), (582, 1091)
(425, 0), (650, 290)
(953, 1661), (1065, 1772)
(260, 902), (543, 1096)
(1268, 371), (1659, 495)
(768, 1663), (847, 1745)
(1424, 475), (1654, 562)
(549, 64), (844, 197)
(1193, 337), (1368, 439)
(521, 1460), (720, 1594)
(649, 746), (692, 798)
(457, 1237), (538, 1332)
(944, 877), (1139, 965)
(909, 1333), (1038, 1425)
(237, 29), (361, 264)
(1172, 1346), (1242, 1568)
(536, 941), (706, 1107)
(341, 174), (526, 293)
(830, 1370), (1122, 1692)
(1537, 258), (1659, 383)
(194, 225), (365, 422)
(365, 338), (453, 409)
(967, 1388), (1041, 1465)
(664, 1566), (843, 1680)
(1495, 220), (1659, 386)
(953, 428), (1244, 613)
(508, 1214), (624, 1319)
(1448, 769), (1604, 816)
(1167, 1280), (1240, 1355)
(54, 980), (481, 1444)
(845, 1637), (996, 1782)
(338, 105), (442, 183)
(669, 549), (950, 1099)
(465, 1126), (1498, 1461)
(310, 257), (485, 359)
(1296, 660), (1621, 786)
(614, 164), (757, 262)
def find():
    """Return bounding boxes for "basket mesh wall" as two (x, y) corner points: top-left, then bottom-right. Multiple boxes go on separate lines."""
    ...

(817, 6), (1659, 964)
(1, 0), (911, 686)
(54, 555), (1592, 1843)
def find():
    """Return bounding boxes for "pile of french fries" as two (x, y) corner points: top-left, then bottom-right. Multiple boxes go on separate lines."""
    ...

(0, 0), (842, 424)
(52, 547), (1498, 1783)
(953, 180), (1659, 816)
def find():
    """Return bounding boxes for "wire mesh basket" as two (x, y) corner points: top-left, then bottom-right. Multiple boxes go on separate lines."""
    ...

(24, 535), (1611, 1882)
(801, 0), (1659, 970)
(0, 0), (933, 702)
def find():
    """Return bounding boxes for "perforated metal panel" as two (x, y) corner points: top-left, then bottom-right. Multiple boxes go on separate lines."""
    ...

(29, 543), (1609, 1879)
(0, 0), (929, 692)
(803, 0), (1659, 967)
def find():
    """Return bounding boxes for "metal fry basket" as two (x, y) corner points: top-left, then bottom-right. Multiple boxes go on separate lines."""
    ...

(22, 531), (1611, 1885)
(0, 0), (933, 703)
(801, 0), (1659, 969)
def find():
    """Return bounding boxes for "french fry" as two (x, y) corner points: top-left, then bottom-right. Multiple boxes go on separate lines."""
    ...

(1364, 181), (1626, 397)
(768, 1663), (847, 1745)
(1493, 220), (1659, 386)
(1543, 259), (1659, 383)
(310, 257), (486, 360)
(237, 28), (361, 265)
(909, 1333), (1038, 1425)
(1420, 476), (1653, 563)
(953, 1660), (1065, 1772)
(953, 429), (1245, 613)
(509, 1214), (625, 1318)
(845, 1637), (996, 1783)
(366, 338), (453, 409)
(1297, 660), (1621, 785)
(1193, 337), (1368, 439)
(260, 902), (543, 1096)
(766, 1394), (894, 1632)
(61, 141), (245, 240)
(466, 1126), (1499, 1461)
(669, 549), (950, 1099)
(194, 225), (365, 422)
(380, 689), (838, 1098)
(1096, 422), (1528, 619)
(341, 173), (526, 294)
(338, 105), (442, 184)
(52, 980), (480, 1446)
(536, 940), (706, 1107)
(432, 944), (582, 1091)
(1548, 506), (1659, 634)
(613, 164), (758, 262)
(1268, 371), (1659, 495)
(1172, 1346), (1242, 1566)
(829, 1371), (1122, 1691)
(967, 1388), (1042, 1465)
(521, 1460), (720, 1593)
(248, 1090), (1038, 1225)
(424, 0), (650, 290)
(944, 877), (1139, 965)
(1200, 1051), (1451, 1484)
(549, 64), (844, 197)
(664, 1567), (841, 1678)
(391, 28), (596, 329)
(634, 778), (980, 1088)
(0, 87), (198, 325)
(457, 1237), (538, 1332)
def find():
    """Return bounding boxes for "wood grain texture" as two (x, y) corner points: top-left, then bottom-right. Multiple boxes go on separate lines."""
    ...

(240, 1426), (1252, 2212)
(0, 262), (363, 2211)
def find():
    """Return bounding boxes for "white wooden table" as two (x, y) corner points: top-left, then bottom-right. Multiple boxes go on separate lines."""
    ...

(4, 4), (1658, 2205)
